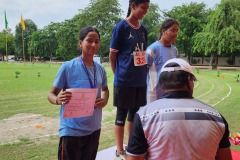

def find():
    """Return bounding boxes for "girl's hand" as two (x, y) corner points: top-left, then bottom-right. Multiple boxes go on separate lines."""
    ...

(94, 98), (107, 109)
(58, 91), (72, 104)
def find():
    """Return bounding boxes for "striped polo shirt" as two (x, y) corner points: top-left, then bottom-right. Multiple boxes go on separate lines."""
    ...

(127, 91), (230, 160)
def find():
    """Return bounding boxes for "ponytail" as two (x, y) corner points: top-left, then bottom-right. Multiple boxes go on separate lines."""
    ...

(126, 1), (131, 17)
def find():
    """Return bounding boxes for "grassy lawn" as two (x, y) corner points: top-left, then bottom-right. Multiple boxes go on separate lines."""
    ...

(0, 61), (239, 159)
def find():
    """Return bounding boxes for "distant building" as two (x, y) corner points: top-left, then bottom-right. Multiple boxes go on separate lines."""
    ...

(3, 55), (15, 61)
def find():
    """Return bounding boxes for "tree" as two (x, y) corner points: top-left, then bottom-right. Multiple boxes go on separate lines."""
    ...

(0, 31), (15, 60)
(43, 23), (60, 61)
(142, 3), (161, 45)
(56, 20), (79, 60)
(29, 22), (60, 61)
(15, 19), (37, 60)
(193, 0), (240, 65)
(27, 0), (122, 61)
(48, 0), (122, 60)
(163, 2), (210, 62)
(28, 30), (46, 60)
(73, 0), (122, 58)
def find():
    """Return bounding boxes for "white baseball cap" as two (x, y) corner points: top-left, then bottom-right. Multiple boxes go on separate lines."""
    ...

(160, 58), (197, 81)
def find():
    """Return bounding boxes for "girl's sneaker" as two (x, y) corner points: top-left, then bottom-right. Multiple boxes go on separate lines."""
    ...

(114, 150), (126, 160)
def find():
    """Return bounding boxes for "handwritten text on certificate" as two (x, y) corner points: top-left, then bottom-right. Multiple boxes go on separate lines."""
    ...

(63, 88), (98, 118)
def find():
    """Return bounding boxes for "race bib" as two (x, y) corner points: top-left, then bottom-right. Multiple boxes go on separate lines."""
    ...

(133, 51), (147, 66)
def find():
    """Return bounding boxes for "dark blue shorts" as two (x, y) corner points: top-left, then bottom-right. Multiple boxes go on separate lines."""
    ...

(58, 129), (100, 160)
(113, 86), (146, 109)
(114, 86), (146, 126)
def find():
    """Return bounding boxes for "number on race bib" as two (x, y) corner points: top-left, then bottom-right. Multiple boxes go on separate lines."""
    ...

(134, 51), (147, 66)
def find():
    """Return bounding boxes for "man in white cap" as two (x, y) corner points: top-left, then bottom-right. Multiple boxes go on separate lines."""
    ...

(126, 58), (232, 160)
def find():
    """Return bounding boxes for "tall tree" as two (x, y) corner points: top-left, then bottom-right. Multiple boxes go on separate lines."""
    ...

(44, 23), (60, 61)
(15, 19), (37, 60)
(142, 3), (161, 45)
(73, 0), (122, 57)
(0, 31), (15, 60)
(29, 22), (60, 61)
(28, 29), (47, 60)
(163, 2), (210, 62)
(56, 19), (79, 60)
(194, 0), (240, 65)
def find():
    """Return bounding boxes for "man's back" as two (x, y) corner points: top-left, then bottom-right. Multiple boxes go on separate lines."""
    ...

(127, 91), (231, 160)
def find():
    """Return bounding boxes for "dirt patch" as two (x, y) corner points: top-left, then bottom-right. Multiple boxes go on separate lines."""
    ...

(0, 113), (59, 145)
(0, 110), (116, 145)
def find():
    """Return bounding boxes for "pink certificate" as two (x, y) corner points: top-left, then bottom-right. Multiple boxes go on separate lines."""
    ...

(63, 88), (98, 118)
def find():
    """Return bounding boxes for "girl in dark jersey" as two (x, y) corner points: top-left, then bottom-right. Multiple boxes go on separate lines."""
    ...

(109, 0), (150, 159)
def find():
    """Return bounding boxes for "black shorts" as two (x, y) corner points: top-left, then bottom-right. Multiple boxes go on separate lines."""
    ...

(115, 107), (140, 126)
(58, 129), (100, 160)
(113, 86), (146, 109)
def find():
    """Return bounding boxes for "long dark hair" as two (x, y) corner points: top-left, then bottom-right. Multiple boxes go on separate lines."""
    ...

(126, 0), (150, 17)
(78, 26), (100, 53)
(159, 18), (179, 39)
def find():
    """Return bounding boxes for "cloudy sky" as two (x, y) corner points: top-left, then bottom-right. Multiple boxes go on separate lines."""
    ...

(1, 0), (221, 33)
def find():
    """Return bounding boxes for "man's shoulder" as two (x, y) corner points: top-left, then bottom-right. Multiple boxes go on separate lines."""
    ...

(138, 98), (213, 114)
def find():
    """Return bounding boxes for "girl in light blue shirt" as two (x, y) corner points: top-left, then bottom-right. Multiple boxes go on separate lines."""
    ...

(147, 18), (179, 103)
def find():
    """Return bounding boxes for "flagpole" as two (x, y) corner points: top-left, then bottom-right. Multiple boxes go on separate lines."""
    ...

(4, 10), (8, 78)
(20, 14), (26, 77)
(22, 29), (26, 77)
(6, 32), (8, 78)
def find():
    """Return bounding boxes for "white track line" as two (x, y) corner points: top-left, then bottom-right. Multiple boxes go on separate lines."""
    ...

(211, 83), (232, 106)
(194, 81), (199, 88)
(195, 77), (214, 99)
(195, 76), (232, 107)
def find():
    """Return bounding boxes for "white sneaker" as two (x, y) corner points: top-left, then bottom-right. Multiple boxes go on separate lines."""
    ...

(114, 150), (126, 160)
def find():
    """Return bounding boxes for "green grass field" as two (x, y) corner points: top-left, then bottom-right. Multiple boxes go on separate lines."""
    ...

(0, 61), (239, 159)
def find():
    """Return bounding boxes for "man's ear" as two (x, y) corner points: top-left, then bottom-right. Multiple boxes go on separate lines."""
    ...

(186, 76), (191, 90)
(187, 76), (192, 82)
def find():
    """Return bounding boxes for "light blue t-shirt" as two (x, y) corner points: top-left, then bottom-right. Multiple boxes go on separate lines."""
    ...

(53, 57), (107, 137)
(146, 41), (178, 103)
